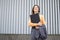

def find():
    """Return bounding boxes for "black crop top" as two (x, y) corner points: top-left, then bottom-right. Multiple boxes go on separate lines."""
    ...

(30, 13), (40, 28)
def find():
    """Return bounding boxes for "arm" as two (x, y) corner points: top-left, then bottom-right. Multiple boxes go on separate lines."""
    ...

(40, 15), (46, 25)
(28, 19), (39, 27)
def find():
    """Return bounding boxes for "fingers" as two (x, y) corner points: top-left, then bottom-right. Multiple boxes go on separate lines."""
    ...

(38, 22), (42, 26)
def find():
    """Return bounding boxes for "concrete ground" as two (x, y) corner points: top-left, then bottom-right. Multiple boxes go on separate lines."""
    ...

(0, 34), (60, 40)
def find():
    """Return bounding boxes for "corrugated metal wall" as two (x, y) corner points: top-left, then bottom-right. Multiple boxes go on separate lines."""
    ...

(0, 0), (60, 34)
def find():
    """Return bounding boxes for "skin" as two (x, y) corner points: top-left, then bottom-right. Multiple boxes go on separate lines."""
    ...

(34, 6), (39, 14)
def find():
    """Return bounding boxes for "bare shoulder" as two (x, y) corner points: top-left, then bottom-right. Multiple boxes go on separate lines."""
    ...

(39, 14), (44, 18)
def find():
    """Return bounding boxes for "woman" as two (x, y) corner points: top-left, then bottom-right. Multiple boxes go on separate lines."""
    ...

(28, 5), (47, 40)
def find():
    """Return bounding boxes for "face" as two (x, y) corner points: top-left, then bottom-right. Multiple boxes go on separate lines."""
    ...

(34, 6), (39, 13)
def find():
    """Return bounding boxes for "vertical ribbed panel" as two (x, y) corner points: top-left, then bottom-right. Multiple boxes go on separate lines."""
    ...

(0, 0), (60, 34)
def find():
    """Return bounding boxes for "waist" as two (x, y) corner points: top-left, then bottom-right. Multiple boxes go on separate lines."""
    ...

(32, 26), (35, 28)
(32, 26), (40, 28)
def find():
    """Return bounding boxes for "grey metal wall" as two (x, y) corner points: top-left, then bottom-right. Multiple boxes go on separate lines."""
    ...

(0, 0), (60, 34)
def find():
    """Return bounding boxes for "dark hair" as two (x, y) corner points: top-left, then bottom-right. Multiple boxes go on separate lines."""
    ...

(32, 5), (40, 14)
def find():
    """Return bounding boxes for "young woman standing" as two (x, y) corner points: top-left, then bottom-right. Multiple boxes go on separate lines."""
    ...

(28, 5), (47, 40)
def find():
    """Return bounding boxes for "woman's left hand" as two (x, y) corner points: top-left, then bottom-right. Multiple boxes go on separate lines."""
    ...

(38, 22), (42, 26)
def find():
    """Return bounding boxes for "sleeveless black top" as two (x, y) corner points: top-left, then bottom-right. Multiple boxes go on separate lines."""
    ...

(30, 13), (40, 28)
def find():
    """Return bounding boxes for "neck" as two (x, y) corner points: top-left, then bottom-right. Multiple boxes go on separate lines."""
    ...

(34, 12), (39, 14)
